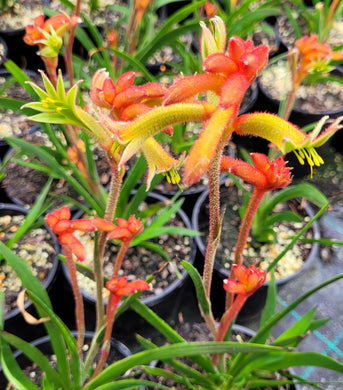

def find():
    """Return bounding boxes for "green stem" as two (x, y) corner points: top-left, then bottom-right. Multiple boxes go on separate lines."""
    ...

(63, 245), (85, 356)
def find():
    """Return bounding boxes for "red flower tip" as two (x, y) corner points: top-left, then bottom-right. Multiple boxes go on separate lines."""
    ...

(222, 153), (292, 191)
(107, 215), (143, 242)
(223, 264), (266, 296)
(106, 276), (150, 298)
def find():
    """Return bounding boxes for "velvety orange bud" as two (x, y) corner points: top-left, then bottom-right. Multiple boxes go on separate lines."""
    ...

(203, 53), (238, 77)
(164, 73), (226, 105)
(59, 232), (86, 261)
(113, 86), (147, 110)
(102, 78), (116, 105)
(43, 14), (71, 35)
(230, 164), (268, 188)
(71, 219), (97, 232)
(54, 220), (73, 235)
(219, 73), (250, 108)
(107, 216), (143, 242)
(24, 14), (45, 45)
(91, 218), (116, 232)
(250, 153), (270, 172)
(228, 36), (253, 64)
(115, 72), (135, 94)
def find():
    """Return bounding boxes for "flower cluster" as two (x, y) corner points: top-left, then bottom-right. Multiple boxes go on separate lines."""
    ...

(45, 206), (143, 261)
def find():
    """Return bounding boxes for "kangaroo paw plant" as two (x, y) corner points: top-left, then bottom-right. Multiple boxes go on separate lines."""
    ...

(1, 12), (343, 390)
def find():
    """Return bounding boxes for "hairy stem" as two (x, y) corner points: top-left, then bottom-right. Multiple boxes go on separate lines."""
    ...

(90, 295), (120, 380)
(64, 245), (85, 356)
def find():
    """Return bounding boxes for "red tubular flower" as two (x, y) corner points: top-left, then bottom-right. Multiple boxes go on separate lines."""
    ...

(107, 215), (144, 242)
(221, 153), (292, 191)
(45, 206), (96, 261)
(106, 276), (150, 298)
(223, 264), (266, 297)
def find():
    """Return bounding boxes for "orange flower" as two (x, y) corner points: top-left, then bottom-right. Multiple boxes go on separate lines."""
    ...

(291, 34), (343, 86)
(90, 69), (166, 118)
(204, 2), (218, 18)
(107, 215), (144, 242)
(45, 206), (96, 261)
(23, 13), (77, 46)
(106, 276), (150, 298)
(220, 153), (292, 190)
(223, 264), (266, 297)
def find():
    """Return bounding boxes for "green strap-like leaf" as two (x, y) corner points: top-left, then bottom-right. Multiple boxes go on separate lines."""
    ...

(0, 331), (64, 389)
(0, 339), (41, 390)
(0, 244), (72, 389)
(181, 260), (211, 316)
(95, 379), (172, 390)
(83, 341), (286, 390)
(25, 290), (82, 389)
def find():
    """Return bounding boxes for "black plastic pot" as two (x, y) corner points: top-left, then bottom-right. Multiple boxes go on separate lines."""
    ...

(1, 203), (60, 341)
(257, 64), (343, 129)
(61, 191), (197, 346)
(191, 185), (320, 322)
(0, 331), (131, 389)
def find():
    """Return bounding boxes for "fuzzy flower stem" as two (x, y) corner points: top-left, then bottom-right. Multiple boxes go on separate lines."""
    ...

(98, 160), (124, 260)
(63, 245), (85, 356)
(281, 86), (298, 121)
(93, 232), (105, 330)
(226, 187), (265, 310)
(64, 0), (81, 86)
(201, 148), (222, 337)
(112, 241), (130, 277)
(94, 160), (124, 331)
(90, 294), (120, 380)
(203, 150), (221, 298)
